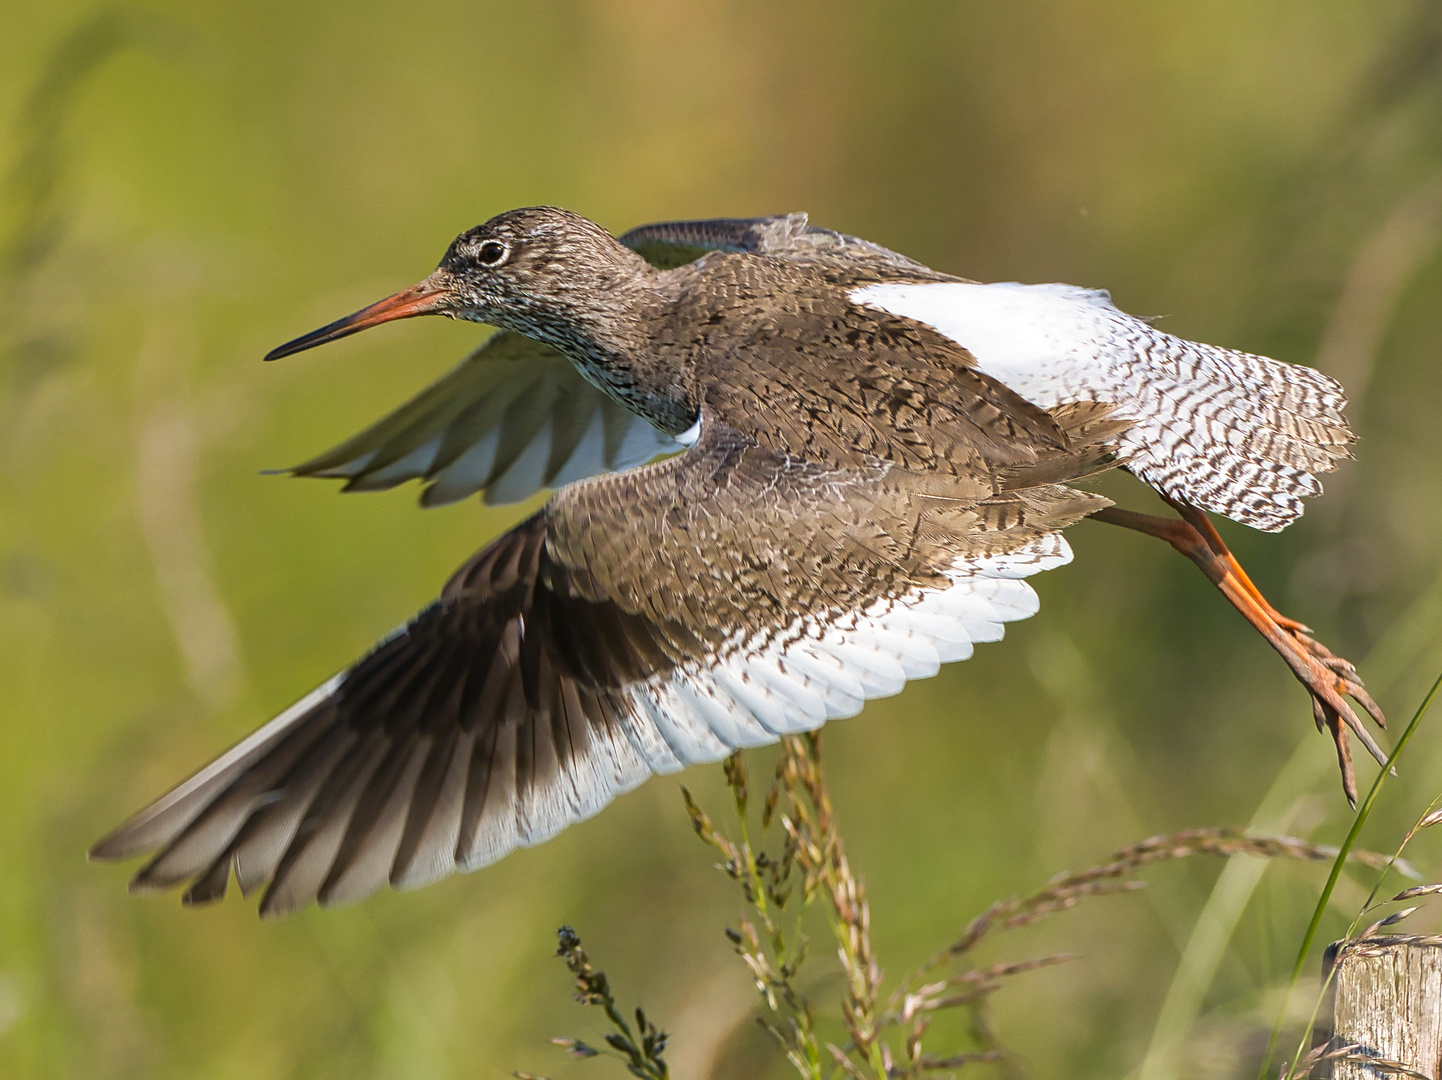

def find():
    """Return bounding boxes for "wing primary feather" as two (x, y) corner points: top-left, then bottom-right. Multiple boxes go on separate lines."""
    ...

(259, 736), (394, 918)
(91, 676), (343, 861)
(229, 725), (360, 896)
(456, 683), (523, 871)
(181, 851), (234, 907)
(319, 736), (435, 907)
(391, 726), (476, 890)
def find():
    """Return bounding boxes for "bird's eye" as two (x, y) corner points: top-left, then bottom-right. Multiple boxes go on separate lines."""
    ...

(477, 240), (509, 266)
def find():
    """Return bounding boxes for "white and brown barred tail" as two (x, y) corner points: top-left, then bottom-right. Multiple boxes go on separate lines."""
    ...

(853, 282), (1353, 532)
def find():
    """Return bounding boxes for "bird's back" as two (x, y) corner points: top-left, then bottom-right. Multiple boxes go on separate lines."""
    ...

(658, 253), (1091, 489)
(648, 250), (1350, 534)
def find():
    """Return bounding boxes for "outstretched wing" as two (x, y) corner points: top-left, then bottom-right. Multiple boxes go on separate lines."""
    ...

(290, 214), (956, 507)
(92, 414), (1110, 916)
(617, 213), (956, 280)
(289, 331), (682, 507)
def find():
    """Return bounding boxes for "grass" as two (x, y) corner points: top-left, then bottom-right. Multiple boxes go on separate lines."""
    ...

(4, 6), (1440, 1077)
(522, 731), (1434, 1080)
(1264, 669), (1442, 1079)
(1139, 569), (1442, 1080)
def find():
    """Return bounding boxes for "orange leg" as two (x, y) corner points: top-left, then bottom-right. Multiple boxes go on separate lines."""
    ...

(1090, 499), (1387, 806)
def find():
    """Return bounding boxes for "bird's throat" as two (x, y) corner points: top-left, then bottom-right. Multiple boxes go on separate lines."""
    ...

(514, 295), (700, 439)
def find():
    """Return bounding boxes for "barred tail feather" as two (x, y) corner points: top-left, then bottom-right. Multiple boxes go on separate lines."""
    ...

(1113, 335), (1353, 531)
(852, 281), (1355, 532)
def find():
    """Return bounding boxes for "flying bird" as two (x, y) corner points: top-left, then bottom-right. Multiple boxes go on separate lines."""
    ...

(91, 209), (1383, 917)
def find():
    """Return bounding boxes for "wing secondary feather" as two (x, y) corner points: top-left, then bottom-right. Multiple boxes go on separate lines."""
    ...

(95, 413), (1110, 915)
(289, 331), (682, 506)
(289, 214), (957, 507)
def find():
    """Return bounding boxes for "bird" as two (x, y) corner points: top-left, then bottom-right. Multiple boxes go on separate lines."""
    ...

(90, 207), (1384, 917)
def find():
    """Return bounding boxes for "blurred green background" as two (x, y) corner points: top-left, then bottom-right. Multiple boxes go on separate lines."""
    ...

(4, 2), (1442, 1077)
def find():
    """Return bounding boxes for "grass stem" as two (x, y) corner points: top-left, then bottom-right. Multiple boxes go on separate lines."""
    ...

(1257, 666), (1442, 1080)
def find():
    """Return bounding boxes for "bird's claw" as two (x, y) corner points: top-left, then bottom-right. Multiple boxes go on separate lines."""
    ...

(1281, 623), (1387, 808)
(1094, 499), (1387, 807)
(1313, 698), (1358, 807)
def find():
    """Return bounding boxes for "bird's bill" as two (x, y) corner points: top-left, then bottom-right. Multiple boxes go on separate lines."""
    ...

(264, 272), (455, 361)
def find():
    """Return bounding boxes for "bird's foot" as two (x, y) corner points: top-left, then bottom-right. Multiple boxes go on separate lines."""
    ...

(1207, 567), (1386, 807)
(1159, 498), (1389, 806)
(1091, 498), (1388, 805)
(1303, 632), (1388, 793)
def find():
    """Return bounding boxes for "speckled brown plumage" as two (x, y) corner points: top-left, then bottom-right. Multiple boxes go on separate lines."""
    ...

(91, 207), (1376, 915)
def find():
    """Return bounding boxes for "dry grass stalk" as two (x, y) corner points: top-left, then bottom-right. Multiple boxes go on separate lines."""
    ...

(517, 928), (670, 1080)
(1337, 933), (1442, 953)
(1294, 1040), (1432, 1080)
(534, 739), (1416, 1080)
(1274, 792), (1442, 1080)
(684, 740), (1403, 1080)
(890, 827), (1410, 1021)
(684, 736), (903, 1078)
(778, 736), (885, 1074)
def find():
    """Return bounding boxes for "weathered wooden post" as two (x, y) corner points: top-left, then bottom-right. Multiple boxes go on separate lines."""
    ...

(1320, 936), (1442, 1078)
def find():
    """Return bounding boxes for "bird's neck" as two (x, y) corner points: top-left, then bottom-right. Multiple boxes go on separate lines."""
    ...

(513, 279), (699, 436)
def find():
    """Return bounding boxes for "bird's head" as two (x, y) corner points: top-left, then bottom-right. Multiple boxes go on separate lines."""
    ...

(265, 207), (653, 361)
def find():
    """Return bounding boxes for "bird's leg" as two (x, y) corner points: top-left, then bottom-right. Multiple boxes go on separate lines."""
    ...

(1089, 500), (1387, 806)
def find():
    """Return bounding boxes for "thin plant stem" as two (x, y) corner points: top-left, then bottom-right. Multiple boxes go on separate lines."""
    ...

(1278, 787), (1442, 1080)
(1257, 666), (1442, 1080)
(1140, 568), (1442, 1077)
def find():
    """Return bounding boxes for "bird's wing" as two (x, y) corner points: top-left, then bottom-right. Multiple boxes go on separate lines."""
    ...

(617, 213), (957, 280)
(852, 281), (1353, 532)
(288, 330), (683, 507)
(92, 412), (1110, 916)
(289, 215), (954, 507)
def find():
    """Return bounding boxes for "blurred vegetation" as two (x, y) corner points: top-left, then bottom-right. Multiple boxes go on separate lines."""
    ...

(3, 2), (1442, 1077)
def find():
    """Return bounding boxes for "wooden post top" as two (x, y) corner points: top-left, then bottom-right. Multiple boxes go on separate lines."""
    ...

(1324, 936), (1442, 1079)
